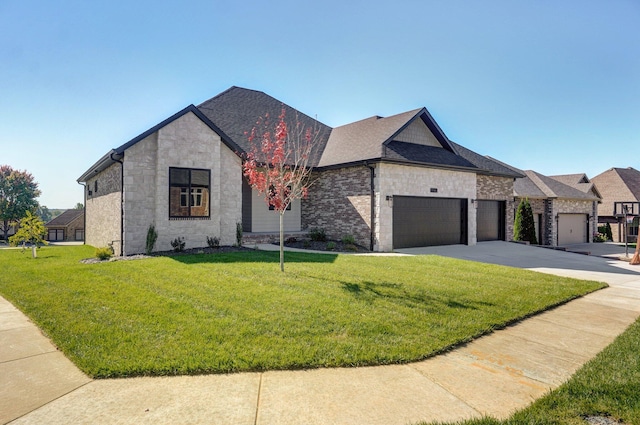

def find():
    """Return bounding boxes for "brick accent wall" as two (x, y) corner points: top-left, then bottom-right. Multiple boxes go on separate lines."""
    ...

(476, 175), (516, 241)
(302, 166), (372, 248)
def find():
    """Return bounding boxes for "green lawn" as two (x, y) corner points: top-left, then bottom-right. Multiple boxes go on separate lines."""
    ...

(424, 317), (640, 425)
(0, 245), (604, 378)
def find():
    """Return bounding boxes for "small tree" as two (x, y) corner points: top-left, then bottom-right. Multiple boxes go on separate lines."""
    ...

(0, 165), (41, 241)
(9, 211), (48, 258)
(514, 198), (537, 244)
(74, 202), (84, 210)
(242, 108), (319, 272)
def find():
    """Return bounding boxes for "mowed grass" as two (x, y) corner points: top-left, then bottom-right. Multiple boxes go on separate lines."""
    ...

(425, 317), (640, 425)
(0, 245), (604, 378)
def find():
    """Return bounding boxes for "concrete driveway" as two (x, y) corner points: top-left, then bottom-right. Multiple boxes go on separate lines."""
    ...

(396, 241), (640, 287)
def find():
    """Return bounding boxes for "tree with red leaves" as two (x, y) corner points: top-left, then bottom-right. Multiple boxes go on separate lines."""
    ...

(242, 108), (318, 272)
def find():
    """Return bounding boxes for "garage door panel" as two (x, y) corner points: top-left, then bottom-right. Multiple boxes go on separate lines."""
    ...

(558, 214), (587, 245)
(477, 200), (505, 242)
(393, 197), (466, 248)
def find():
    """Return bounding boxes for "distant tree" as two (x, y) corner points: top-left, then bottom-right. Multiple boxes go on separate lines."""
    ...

(0, 165), (41, 241)
(242, 108), (319, 272)
(36, 205), (52, 223)
(75, 202), (84, 210)
(514, 198), (538, 244)
(9, 211), (48, 258)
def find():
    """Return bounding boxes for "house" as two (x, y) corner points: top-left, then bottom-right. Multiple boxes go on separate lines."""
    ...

(77, 87), (523, 255)
(512, 171), (600, 245)
(45, 209), (85, 242)
(591, 167), (640, 242)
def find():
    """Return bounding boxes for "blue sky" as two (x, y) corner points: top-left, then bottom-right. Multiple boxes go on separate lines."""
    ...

(1, 0), (638, 208)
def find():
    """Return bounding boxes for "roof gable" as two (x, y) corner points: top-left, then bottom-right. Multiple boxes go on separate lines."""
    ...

(46, 209), (83, 227)
(516, 170), (600, 201)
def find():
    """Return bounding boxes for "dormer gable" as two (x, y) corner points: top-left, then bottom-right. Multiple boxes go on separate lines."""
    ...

(393, 117), (443, 148)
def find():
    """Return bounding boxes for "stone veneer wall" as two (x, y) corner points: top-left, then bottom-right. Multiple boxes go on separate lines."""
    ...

(85, 162), (122, 253)
(377, 163), (476, 251)
(122, 111), (242, 255)
(476, 175), (516, 241)
(302, 166), (372, 248)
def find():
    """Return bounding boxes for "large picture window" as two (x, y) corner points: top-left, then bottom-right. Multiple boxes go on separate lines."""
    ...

(169, 167), (210, 218)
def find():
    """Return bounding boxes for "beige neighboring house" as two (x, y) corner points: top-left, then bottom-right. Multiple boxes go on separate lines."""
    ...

(45, 209), (85, 242)
(591, 167), (640, 243)
(77, 87), (523, 256)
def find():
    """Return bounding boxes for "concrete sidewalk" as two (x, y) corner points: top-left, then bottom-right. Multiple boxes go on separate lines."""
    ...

(2, 242), (640, 424)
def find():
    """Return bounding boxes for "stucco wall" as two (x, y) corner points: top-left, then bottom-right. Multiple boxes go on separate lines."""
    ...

(85, 163), (122, 252)
(122, 111), (242, 255)
(376, 163), (476, 251)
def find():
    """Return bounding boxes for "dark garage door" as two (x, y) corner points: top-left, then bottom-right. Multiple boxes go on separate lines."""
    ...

(477, 200), (505, 242)
(393, 196), (467, 248)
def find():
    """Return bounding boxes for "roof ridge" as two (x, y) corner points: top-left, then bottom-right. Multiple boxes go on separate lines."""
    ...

(526, 171), (557, 197)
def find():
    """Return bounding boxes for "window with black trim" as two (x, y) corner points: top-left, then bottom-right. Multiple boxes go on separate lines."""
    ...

(169, 167), (210, 218)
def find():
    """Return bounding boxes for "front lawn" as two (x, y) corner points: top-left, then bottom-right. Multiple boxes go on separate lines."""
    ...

(0, 245), (604, 378)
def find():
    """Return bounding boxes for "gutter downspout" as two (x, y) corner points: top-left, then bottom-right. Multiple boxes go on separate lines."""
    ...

(365, 161), (375, 251)
(77, 181), (87, 245)
(110, 152), (124, 257)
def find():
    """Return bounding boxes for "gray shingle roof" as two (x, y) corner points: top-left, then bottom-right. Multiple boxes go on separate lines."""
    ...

(516, 170), (600, 201)
(79, 86), (529, 181)
(46, 209), (83, 227)
(198, 87), (332, 167)
(448, 143), (524, 178)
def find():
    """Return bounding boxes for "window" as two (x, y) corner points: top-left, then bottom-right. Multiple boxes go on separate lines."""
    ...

(169, 167), (210, 218)
(94, 180), (98, 193)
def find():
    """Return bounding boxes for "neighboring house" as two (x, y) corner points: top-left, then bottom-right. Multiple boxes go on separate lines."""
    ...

(591, 167), (640, 243)
(45, 209), (85, 242)
(512, 171), (600, 246)
(78, 86), (523, 255)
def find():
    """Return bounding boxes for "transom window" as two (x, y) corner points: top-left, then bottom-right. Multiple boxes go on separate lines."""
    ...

(169, 167), (210, 218)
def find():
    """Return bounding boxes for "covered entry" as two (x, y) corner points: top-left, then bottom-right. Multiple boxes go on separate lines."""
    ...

(393, 196), (467, 248)
(477, 200), (505, 241)
(558, 214), (588, 245)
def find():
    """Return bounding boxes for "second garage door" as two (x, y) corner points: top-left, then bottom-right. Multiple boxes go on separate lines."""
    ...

(558, 214), (587, 245)
(477, 200), (505, 242)
(393, 196), (467, 248)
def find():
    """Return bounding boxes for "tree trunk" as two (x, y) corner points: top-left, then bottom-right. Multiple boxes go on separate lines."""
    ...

(32, 245), (37, 258)
(279, 212), (285, 272)
(631, 232), (640, 265)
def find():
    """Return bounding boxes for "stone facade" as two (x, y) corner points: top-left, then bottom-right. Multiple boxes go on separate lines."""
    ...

(119, 111), (242, 255)
(476, 175), (516, 241)
(302, 166), (372, 248)
(85, 163), (122, 253)
(376, 163), (476, 251)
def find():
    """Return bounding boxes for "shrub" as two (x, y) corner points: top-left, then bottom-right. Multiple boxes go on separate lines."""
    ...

(303, 240), (311, 248)
(605, 222), (613, 241)
(95, 246), (113, 261)
(514, 198), (537, 244)
(344, 243), (358, 252)
(171, 237), (185, 252)
(593, 232), (607, 243)
(145, 224), (158, 255)
(236, 222), (243, 247)
(285, 237), (297, 244)
(206, 236), (220, 249)
(326, 241), (336, 251)
(341, 234), (356, 245)
(309, 228), (327, 242)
